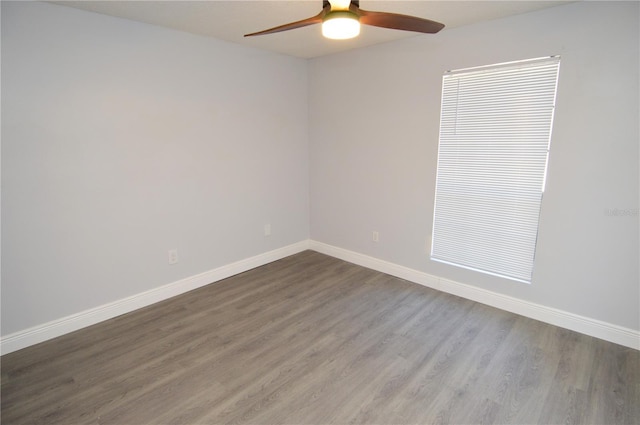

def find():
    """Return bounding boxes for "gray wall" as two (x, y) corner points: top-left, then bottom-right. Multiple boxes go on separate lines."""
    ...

(1, 1), (310, 335)
(309, 1), (639, 331)
(2, 1), (638, 340)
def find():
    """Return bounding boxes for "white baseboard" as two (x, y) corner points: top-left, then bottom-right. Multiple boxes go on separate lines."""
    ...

(309, 241), (640, 350)
(3, 239), (638, 355)
(0, 241), (310, 355)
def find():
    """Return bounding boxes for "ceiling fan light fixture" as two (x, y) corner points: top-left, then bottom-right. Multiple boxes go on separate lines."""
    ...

(322, 11), (360, 40)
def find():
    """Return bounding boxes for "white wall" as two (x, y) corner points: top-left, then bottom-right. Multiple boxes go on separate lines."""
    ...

(1, 1), (309, 336)
(309, 1), (639, 331)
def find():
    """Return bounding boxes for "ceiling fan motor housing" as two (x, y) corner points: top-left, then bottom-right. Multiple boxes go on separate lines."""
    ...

(323, 0), (360, 8)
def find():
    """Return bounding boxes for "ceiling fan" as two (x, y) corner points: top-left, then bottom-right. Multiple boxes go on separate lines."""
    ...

(245, 0), (445, 40)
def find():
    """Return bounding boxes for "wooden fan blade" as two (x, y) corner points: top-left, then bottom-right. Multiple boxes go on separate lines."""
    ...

(245, 6), (329, 37)
(358, 9), (444, 34)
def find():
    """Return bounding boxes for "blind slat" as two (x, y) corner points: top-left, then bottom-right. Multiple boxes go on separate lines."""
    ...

(431, 56), (560, 283)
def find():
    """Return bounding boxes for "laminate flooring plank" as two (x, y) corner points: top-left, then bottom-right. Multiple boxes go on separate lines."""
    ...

(537, 330), (597, 424)
(455, 312), (518, 405)
(582, 340), (640, 425)
(414, 309), (518, 425)
(1, 252), (336, 405)
(274, 292), (476, 423)
(2, 251), (638, 424)
(468, 316), (554, 424)
(258, 287), (469, 424)
(6, 256), (372, 423)
(198, 276), (421, 424)
(396, 308), (508, 423)
(99, 258), (379, 424)
(143, 282), (383, 422)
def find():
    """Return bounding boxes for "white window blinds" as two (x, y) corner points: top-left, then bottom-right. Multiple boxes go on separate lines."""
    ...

(431, 56), (560, 283)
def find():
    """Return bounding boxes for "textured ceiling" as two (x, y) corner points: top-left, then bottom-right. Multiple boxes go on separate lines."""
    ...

(51, 1), (573, 58)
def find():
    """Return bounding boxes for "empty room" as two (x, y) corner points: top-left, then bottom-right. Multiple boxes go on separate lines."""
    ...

(1, 0), (638, 424)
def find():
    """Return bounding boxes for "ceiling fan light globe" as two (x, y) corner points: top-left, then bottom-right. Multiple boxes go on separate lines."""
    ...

(322, 11), (360, 40)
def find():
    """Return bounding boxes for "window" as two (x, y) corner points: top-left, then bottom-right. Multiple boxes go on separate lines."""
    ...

(431, 56), (560, 283)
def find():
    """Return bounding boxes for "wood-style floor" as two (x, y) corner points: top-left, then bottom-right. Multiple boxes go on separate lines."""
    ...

(2, 251), (638, 424)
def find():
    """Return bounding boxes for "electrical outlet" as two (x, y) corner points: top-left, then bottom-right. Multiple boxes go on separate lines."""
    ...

(264, 224), (271, 237)
(372, 231), (379, 242)
(168, 249), (179, 265)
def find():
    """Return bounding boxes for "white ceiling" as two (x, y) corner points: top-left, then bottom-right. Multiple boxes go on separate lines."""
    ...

(51, 1), (573, 58)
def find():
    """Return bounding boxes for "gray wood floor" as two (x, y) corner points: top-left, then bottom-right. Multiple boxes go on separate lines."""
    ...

(2, 250), (638, 424)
